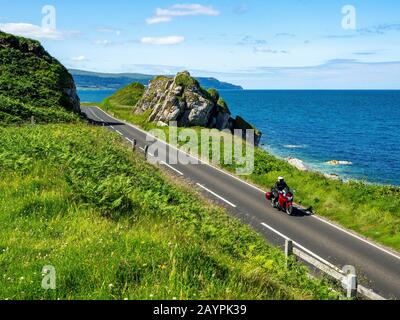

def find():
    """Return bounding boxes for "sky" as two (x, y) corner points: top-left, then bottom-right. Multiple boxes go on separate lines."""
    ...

(1, 0), (400, 89)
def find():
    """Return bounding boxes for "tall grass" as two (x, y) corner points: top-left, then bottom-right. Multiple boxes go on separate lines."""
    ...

(92, 97), (400, 252)
(0, 124), (337, 300)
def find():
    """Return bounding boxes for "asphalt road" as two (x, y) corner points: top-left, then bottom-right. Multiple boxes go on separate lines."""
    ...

(83, 106), (400, 299)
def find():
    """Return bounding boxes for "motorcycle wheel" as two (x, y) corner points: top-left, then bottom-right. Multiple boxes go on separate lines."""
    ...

(286, 206), (293, 216)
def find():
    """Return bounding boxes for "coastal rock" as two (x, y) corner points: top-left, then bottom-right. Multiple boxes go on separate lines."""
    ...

(324, 173), (342, 181)
(135, 71), (262, 145)
(326, 160), (353, 166)
(286, 158), (309, 171)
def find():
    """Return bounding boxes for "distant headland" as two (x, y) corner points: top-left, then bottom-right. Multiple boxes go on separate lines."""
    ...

(69, 69), (243, 91)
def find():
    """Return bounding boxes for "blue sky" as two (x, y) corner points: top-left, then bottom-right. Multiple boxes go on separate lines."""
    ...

(1, 0), (400, 88)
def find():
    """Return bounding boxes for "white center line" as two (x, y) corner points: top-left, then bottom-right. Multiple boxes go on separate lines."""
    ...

(89, 107), (400, 262)
(161, 161), (184, 176)
(196, 183), (237, 208)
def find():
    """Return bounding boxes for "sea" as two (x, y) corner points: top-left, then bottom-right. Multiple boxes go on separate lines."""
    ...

(78, 89), (400, 186)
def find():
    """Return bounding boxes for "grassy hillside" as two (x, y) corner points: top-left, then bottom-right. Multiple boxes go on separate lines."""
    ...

(96, 82), (155, 129)
(0, 124), (336, 300)
(92, 84), (400, 252)
(0, 31), (80, 124)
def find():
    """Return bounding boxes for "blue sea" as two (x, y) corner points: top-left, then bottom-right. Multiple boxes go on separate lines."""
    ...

(78, 89), (400, 186)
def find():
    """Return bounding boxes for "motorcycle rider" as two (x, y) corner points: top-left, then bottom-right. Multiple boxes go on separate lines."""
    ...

(272, 177), (289, 204)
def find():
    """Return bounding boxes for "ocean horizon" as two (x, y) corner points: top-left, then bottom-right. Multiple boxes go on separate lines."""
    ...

(78, 89), (400, 187)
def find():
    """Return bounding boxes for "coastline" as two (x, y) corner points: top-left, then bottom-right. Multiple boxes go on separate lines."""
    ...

(78, 89), (400, 188)
(260, 143), (400, 188)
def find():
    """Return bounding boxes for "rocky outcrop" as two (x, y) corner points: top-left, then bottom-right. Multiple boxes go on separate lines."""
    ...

(324, 173), (341, 181)
(135, 71), (262, 145)
(0, 31), (80, 114)
(326, 160), (353, 166)
(286, 158), (309, 171)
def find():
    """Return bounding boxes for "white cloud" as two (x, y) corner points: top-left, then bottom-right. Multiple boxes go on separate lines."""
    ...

(0, 23), (78, 40)
(140, 36), (185, 45)
(146, 16), (172, 24)
(71, 55), (87, 62)
(97, 27), (121, 36)
(94, 39), (113, 46)
(253, 46), (289, 54)
(146, 3), (219, 24)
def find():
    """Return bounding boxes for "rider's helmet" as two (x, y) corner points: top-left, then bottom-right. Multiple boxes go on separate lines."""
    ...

(278, 176), (285, 182)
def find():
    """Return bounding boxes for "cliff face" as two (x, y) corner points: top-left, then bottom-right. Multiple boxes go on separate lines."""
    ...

(135, 71), (261, 145)
(0, 31), (80, 114)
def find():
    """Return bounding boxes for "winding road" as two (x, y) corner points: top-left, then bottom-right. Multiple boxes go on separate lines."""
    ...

(82, 106), (400, 299)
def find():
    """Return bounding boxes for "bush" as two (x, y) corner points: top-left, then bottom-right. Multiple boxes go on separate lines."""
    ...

(207, 88), (220, 103)
(0, 31), (79, 124)
(0, 95), (79, 125)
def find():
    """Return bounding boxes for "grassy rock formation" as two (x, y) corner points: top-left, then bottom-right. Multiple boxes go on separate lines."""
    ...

(135, 71), (262, 145)
(0, 31), (80, 124)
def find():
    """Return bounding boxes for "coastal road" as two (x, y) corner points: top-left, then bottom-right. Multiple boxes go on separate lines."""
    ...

(83, 106), (400, 299)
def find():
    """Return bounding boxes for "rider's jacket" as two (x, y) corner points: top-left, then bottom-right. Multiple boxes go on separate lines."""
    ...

(274, 181), (289, 192)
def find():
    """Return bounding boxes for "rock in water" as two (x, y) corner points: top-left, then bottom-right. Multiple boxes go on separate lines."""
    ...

(135, 71), (262, 146)
(326, 160), (353, 166)
(0, 31), (80, 114)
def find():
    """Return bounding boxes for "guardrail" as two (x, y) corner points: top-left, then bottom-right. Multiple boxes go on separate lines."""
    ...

(283, 238), (386, 300)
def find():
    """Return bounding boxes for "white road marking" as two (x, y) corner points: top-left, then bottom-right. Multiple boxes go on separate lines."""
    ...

(196, 183), (237, 208)
(88, 108), (103, 122)
(125, 137), (133, 143)
(139, 147), (145, 151)
(89, 107), (400, 262)
(161, 161), (184, 176)
(115, 130), (123, 136)
(261, 222), (342, 272)
(311, 215), (400, 261)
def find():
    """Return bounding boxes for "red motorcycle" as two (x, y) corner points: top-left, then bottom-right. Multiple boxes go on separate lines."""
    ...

(266, 189), (294, 215)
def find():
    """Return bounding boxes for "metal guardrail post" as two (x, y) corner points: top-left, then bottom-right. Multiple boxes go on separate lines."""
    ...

(285, 239), (294, 268)
(343, 273), (358, 299)
(285, 239), (293, 258)
(132, 139), (137, 152)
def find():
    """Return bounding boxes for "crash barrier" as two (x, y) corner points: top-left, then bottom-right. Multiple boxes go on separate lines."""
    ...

(283, 239), (386, 300)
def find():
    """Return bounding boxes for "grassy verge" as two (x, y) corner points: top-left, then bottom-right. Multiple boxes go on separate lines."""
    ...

(90, 100), (400, 252)
(0, 123), (337, 300)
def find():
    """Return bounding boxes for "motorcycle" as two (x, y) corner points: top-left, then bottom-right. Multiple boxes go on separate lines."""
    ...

(266, 189), (294, 215)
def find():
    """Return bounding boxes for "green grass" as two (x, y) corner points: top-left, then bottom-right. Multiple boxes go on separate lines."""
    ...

(91, 97), (400, 252)
(0, 95), (80, 125)
(105, 82), (145, 107)
(0, 31), (80, 121)
(0, 123), (337, 300)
